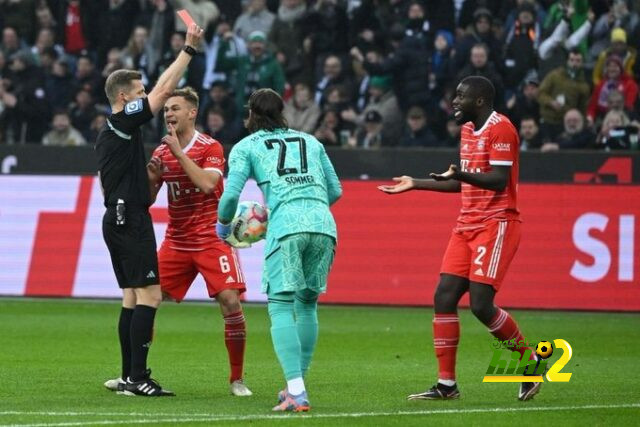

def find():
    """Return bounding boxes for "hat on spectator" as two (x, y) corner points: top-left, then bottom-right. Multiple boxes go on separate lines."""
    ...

(248, 30), (267, 43)
(473, 8), (493, 22)
(611, 28), (627, 43)
(364, 110), (383, 123)
(369, 75), (392, 91)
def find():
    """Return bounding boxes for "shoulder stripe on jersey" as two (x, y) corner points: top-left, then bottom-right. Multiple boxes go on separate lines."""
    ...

(106, 119), (131, 140)
(204, 167), (223, 176)
(489, 160), (513, 166)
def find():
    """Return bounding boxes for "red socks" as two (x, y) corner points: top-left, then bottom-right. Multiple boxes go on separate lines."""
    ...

(223, 311), (246, 382)
(433, 313), (460, 381)
(488, 308), (534, 360)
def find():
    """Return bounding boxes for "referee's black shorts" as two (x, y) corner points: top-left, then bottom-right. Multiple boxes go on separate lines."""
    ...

(102, 207), (159, 289)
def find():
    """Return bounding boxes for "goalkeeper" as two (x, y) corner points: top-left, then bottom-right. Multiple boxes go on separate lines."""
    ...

(217, 88), (342, 412)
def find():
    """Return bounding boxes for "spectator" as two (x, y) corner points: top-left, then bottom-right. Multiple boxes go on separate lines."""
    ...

(143, 0), (175, 76)
(45, 58), (74, 110)
(121, 26), (154, 86)
(283, 82), (321, 133)
(342, 75), (403, 142)
(154, 31), (205, 92)
(507, 69), (541, 126)
(587, 55), (639, 125)
(595, 109), (637, 150)
(314, 108), (343, 146)
(351, 6), (431, 112)
(591, 0), (640, 63)
(101, 48), (125, 82)
(350, 109), (388, 148)
(69, 89), (98, 142)
(73, 54), (103, 104)
(198, 81), (239, 129)
(453, 8), (502, 72)
(542, 0), (590, 55)
(1, 0), (37, 44)
(537, 48), (590, 140)
(30, 28), (64, 66)
(203, 107), (242, 143)
(42, 109), (86, 146)
(456, 43), (505, 111)
(592, 28), (638, 86)
(301, 0), (350, 72)
(268, 0), (307, 82)
(400, 105), (439, 147)
(502, 3), (541, 91)
(216, 30), (285, 111)
(87, 112), (107, 143)
(443, 114), (461, 147)
(519, 116), (543, 150)
(202, 18), (247, 90)
(1, 51), (50, 144)
(234, 0), (276, 42)
(538, 5), (594, 76)
(542, 108), (595, 151)
(349, 0), (390, 54)
(314, 55), (352, 106)
(430, 30), (454, 99)
(96, 0), (140, 65)
(1, 27), (25, 58)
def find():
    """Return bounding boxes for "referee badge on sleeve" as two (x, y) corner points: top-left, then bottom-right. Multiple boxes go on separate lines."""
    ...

(125, 99), (143, 115)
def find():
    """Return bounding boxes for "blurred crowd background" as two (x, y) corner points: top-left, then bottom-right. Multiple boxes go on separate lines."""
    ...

(0, 0), (639, 151)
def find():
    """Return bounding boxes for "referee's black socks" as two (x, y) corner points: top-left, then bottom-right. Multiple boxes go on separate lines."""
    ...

(130, 304), (157, 381)
(118, 307), (134, 380)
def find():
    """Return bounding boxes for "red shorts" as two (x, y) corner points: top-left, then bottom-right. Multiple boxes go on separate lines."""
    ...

(440, 220), (521, 290)
(158, 242), (246, 302)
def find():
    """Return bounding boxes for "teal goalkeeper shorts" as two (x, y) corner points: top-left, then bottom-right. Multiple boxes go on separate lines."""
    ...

(262, 233), (336, 295)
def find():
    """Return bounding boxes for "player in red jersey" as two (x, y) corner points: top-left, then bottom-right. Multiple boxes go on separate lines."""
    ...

(146, 87), (252, 396)
(379, 76), (540, 401)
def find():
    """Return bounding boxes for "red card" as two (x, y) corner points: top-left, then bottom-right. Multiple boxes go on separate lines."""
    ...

(177, 9), (195, 27)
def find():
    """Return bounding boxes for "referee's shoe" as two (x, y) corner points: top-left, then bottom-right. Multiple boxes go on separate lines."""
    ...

(119, 369), (175, 397)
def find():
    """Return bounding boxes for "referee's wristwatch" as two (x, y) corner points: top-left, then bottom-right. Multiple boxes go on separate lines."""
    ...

(182, 45), (197, 56)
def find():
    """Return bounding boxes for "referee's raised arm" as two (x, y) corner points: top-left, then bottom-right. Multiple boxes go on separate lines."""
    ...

(147, 23), (204, 114)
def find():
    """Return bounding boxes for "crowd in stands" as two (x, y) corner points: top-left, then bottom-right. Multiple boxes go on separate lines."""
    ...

(0, 0), (639, 151)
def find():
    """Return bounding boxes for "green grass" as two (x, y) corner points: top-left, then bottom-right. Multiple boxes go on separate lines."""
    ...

(0, 298), (638, 426)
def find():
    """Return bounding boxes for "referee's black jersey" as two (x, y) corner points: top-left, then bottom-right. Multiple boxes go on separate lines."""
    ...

(96, 98), (154, 208)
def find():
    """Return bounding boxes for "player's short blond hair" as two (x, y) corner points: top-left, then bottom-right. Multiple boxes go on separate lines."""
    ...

(104, 69), (142, 105)
(169, 86), (199, 109)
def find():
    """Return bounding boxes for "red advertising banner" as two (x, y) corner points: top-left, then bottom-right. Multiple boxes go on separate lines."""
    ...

(322, 182), (640, 311)
(0, 176), (638, 311)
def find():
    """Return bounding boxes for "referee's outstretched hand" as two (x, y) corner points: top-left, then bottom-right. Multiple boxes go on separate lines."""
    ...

(185, 23), (204, 49)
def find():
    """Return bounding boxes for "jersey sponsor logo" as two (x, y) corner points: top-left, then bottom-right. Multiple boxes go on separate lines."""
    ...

(492, 143), (511, 152)
(124, 99), (143, 115)
(206, 156), (222, 164)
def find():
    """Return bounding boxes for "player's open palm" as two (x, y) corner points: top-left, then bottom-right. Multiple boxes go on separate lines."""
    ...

(378, 176), (415, 194)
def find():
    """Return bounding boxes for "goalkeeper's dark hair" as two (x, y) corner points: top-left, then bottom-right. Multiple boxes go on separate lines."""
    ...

(245, 88), (288, 133)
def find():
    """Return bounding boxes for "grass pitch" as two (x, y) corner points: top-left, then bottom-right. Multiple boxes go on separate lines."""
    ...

(0, 298), (637, 426)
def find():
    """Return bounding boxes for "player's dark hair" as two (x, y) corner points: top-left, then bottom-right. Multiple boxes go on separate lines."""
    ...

(169, 86), (199, 109)
(104, 69), (142, 105)
(460, 75), (495, 108)
(245, 88), (288, 133)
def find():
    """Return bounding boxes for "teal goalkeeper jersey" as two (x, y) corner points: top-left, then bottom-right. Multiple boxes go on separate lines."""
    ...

(218, 128), (342, 244)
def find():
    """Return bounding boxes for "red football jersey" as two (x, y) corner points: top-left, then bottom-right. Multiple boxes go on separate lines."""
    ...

(152, 131), (225, 251)
(457, 111), (520, 229)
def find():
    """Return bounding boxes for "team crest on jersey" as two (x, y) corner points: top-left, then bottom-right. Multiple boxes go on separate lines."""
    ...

(124, 99), (143, 115)
(477, 139), (486, 150)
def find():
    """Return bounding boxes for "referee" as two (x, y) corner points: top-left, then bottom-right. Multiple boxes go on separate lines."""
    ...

(96, 22), (203, 397)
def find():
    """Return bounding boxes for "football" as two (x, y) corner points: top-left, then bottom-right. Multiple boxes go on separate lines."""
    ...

(230, 201), (268, 244)
(535, 341), (554, 359)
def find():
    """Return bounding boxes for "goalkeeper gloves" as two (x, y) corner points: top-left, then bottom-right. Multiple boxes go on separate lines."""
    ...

(216, 220), (251, 248)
